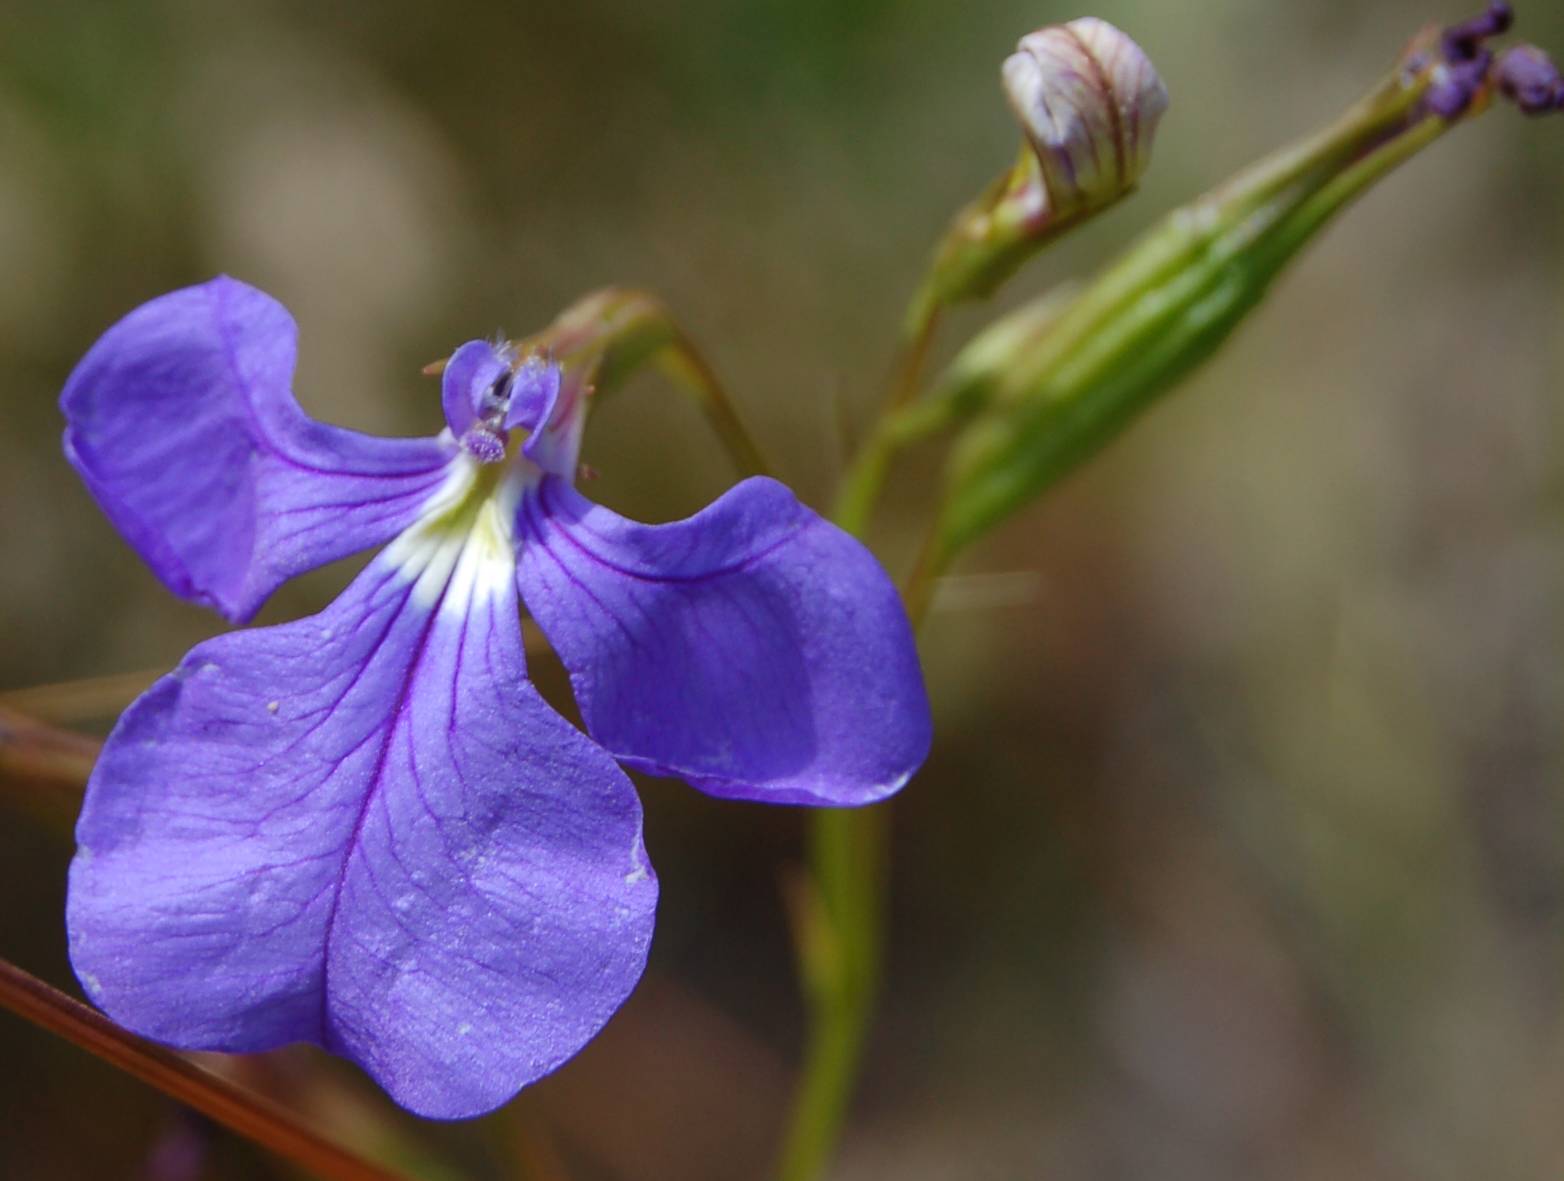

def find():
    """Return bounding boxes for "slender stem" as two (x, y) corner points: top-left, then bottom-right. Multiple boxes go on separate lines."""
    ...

(776, 481), (951, 1181)
(0, 706), (97, 792)
(829, 424), (898, 539)
(830, 296), (946, 538)
(0, 958), (412, 1181)
(527, 287), (774, 481)
(775, 240), (952, 1181)
(656, 333), (773, 478)
(1249, 114), (1448, 280)
(775, 807), (887, 1181)
(0, 668), (162, 723)
(0, 705), (96, 828)
(898, 528), (951, 630)
(889, 288), (943, 415)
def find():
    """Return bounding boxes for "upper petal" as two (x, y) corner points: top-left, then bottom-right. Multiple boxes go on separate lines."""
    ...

(511, 358), (579, 479)
(67, 508), (656, 1119)
(503, 354), (564, 438)
(515, 476), (932, 807)
(440, 339), (511, 452)
(61, 277), (459, 623)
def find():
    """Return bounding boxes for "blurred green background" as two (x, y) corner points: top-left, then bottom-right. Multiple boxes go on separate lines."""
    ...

(3, 0), (1563, 1177)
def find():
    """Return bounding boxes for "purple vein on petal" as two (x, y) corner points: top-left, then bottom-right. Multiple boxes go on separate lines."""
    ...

(68, 495), (656, 1119)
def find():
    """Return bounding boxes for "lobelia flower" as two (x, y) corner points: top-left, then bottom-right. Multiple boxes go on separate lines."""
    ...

(60, 276), (931, 1119)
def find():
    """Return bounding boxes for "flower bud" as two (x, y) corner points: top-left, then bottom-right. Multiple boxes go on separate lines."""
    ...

(917, 19), (1168, 312)
(1495, 45), (1564, 114)
(1002, 18), (1169, 220)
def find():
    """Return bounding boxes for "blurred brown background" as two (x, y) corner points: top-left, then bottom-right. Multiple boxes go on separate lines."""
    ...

(3, 0), (1563, 1178)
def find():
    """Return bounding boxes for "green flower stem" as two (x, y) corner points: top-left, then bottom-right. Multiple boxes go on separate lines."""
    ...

(653, 332), (772, 478)
(776, 305), (957, 1181)
(826, 282), (944, 540)
(898, 526), (954, 630)
(890, 286), (944, 414)
(773, 87), (1042, 1181)
(830, 392), (964, 547)
(774, 519), (948, 1181)
(488, 287), (774, 480)
(775, 805), (888, 1181)
(1248, 113), (1448, 281)
(779, 37), (1485, 1181)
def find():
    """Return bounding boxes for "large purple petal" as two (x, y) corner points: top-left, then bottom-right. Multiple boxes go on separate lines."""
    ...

(515, 476), (932, 807)
(67, 528), (657, 1119)
(61, 277), (459, 623)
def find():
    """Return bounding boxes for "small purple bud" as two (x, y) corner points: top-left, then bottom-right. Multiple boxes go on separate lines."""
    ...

(1424, 51), (1495, 121)
(1496, 45), (1564, 115)
(1442, 1), (1513, 63)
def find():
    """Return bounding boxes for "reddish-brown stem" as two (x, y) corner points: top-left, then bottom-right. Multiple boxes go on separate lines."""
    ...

(0, 958), (412, 1181)
(0, 705), (98, 789)
(0, 669), (162, 724)
(0, 705), (97, 828)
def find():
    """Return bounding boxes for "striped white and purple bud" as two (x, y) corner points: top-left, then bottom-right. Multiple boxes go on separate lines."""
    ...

(1002, 18), (1169, 223)
(919, 18), (1168, 310)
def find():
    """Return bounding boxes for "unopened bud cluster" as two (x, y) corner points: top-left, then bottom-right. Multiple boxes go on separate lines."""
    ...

(1423, 1), (1564, 117)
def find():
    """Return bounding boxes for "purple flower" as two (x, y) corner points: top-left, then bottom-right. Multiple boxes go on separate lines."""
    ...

(60, 277), (931, 1119)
